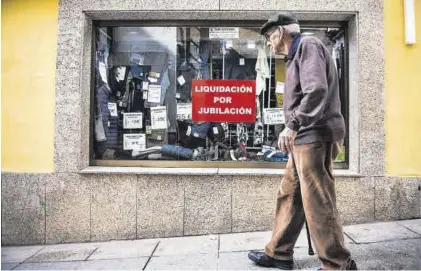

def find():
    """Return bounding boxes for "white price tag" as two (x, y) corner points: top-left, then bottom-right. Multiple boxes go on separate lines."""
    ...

(225, 40), (233, 49)
(177, 75), (186, 86)
(263, 108), (285, 125)
(99, 62), (108, 84)
(275, 82), (285, 94)
(150, 72), (160, 78)
(193, 133), (199, 137)
(146, 126), (152, 134)
(176, 103), (192, 120)
(116, 67), (126, 82)
(123, 134), (146, 150)
(186, 126), (192, 136)
(176, 93), (181, 99)
(213, 127), (219, 134)
(148, 77), (158, 83)
(239, 58), (245, 66)
(143, 91), (148, 100)
(142, 82), (149, 90)
(209, 27), (239, 39)
(148, 85), (161, 103)
(247, 40), (256, 49)
(107, 102), (118, 117)
(123, 113), (143, 129)
(150, 106), (167, 130)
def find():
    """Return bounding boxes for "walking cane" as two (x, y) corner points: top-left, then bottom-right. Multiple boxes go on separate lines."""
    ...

(289, 149), (315, 256)
(305, 220), (315, 255)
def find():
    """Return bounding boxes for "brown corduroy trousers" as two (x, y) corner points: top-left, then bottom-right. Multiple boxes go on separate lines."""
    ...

(265, 141), (352, 269)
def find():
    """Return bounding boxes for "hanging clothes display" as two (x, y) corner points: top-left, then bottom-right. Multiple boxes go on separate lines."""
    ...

(255, 47), (270, 96)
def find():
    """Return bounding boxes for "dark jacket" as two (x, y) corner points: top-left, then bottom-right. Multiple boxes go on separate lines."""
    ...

(284, 35), (345, 144)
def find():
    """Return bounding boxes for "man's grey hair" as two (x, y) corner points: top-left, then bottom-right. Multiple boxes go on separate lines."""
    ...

(281, 23), (301, 36)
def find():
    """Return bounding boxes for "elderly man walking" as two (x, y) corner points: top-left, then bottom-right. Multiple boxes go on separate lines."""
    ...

(248, 12), (357, 270)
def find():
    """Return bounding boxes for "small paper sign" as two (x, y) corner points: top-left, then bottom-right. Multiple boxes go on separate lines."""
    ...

(247, 40), (256, 49)
(275, 82), (285, 94)
(225, 40), (233, 49)
(148, 77), (158, 83)
(107, 102), (118, 117)
(209, 27), (240, 39)
(176, 103), (192, 120)
(263, 108), (285, 125)
(142, 82), (149, 90)
(239, 58), (245, 66)
(116, 67), (126, 82)
(177, 75), (186, 86)
(150, 106), (167, 130)
(123, 113), (143, 129)
(123, 134), (146, 150)
(99, 62), (108, 85)
(148, 85), (161, 103)
(146, 126), (152, 134)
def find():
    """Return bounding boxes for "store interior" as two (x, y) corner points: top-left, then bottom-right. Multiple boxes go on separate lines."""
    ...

(93, 25), (347, 163)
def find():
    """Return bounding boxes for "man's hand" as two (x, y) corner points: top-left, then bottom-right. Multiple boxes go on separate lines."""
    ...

(278, 127), (297, 153)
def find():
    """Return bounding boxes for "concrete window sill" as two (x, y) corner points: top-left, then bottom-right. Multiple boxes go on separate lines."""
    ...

(80, 166), (361, 177)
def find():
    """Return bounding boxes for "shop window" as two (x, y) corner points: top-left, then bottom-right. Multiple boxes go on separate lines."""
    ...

(91, 23), (348, 168)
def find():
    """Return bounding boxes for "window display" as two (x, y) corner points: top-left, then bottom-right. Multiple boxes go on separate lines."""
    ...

(92, 24), (347, 166)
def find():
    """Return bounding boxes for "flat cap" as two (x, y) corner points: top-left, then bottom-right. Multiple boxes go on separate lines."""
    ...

(260, 12), (299, 35)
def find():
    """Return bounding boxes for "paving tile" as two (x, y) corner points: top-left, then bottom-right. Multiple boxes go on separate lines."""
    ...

(88, 239), (159, 260)
(14, 261), (82, 270)
(296, 239), (421, 270)
(145, 253), (217, 270)
(25, 243), (98, 263)
(1, 263), (19, 270)
(1, 246), (44, 263)
(218, 251), (280, 270)
(344, 221), (420, 243)
(220, 231), (271, 252)
(365, 239), (421, 270)
(295, 229), (353, 248)
(288, 247), (319, 270)
(397, 219), (421, 236)
(154, 235), (218, 256)
(219, 229), (353, 253)
(77, 258), (149, 270)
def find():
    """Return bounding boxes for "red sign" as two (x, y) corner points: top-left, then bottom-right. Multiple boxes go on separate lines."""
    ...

(192, 80), (256, 123)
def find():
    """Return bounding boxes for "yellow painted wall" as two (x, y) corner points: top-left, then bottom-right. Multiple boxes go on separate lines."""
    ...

(1, 0), (420, 175)
(385, 0), (421, 176)
(1, 0), (58, 172)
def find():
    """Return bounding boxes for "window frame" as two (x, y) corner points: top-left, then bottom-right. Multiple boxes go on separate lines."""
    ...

(89, 19), (350, 169)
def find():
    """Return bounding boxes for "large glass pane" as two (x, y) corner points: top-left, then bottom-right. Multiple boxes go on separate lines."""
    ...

(92, 25), (347, 165)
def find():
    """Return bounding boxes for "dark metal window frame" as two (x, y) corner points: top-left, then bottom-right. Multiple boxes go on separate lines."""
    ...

(89, 19), (350, 169)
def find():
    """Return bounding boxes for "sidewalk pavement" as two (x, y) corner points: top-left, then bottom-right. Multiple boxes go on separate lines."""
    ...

(2, 219), (421, 270)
